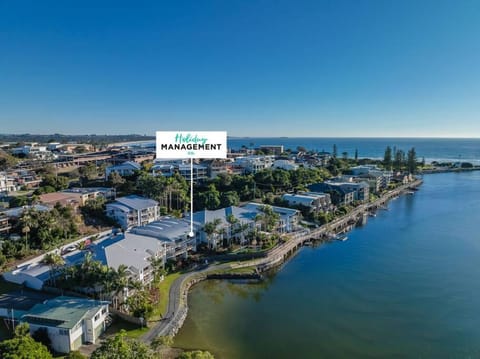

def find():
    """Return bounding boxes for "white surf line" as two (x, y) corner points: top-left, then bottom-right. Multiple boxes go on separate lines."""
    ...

(189, 157), (194, 237)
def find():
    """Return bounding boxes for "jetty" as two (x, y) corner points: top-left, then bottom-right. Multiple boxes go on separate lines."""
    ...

(141, 178), (423, 342)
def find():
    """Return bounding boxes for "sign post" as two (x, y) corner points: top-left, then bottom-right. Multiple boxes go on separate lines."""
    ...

(156, 131), (227, 236)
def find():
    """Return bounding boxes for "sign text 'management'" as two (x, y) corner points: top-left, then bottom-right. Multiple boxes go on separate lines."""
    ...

(156, 131), (227, 159)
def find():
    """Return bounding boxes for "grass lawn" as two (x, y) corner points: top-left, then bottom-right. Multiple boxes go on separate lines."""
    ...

(8, 190), (33, 197)
(150, 272), (181, 321)
(209, 266), (256, 275)
(104, 318), (149, 339)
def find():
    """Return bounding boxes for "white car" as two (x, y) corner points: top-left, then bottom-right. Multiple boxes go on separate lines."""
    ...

(63, 245), (77, 253)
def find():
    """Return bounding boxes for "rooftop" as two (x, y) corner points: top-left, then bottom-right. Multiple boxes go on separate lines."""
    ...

(114, 195), (158, 210)
(107, 161), (141, 170)
(39, 192), (80, 205)
(2, 204), (50, 218)
(23, 296), (108, 329)
(282, 194), (316, 204)
(63, 187), (113, 195)
(243, 202), (299, 216)
(132, 217), (191, 241)
(0, 290), (56, 312)
(99, 232), (162, 272)
(191, 206), (259, 227)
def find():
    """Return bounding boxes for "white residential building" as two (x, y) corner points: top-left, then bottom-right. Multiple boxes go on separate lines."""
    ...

(105, 161), (141, 179)
(151, 160), (209, 182)
(243, 203), (300, 233)
(190, 203), (300, 249)
(191, 206), (259, 248)
(177, 163), (209, 182)
(151, 164), (175, 177)
(106, 195), (159, 228)
(273, 159), (299, 171)
(350, 165), (392, 193)
(0, 172), (17, 194)
(234, 155), (275, 174)
(22, 296), (109, 353)
(93, 218), (196, 285)
(282, 192), (332, 212)
(11, 143), (55, 160)
(96, 232), (164, 285)
(62, 187), (116, 205)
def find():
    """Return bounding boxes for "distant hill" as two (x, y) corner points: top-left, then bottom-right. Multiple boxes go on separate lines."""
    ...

(0, 148), (18, 170)
(0, 133), (155, 145)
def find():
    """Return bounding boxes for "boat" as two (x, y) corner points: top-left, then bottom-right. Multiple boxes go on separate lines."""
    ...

(335, 234), (348, 242)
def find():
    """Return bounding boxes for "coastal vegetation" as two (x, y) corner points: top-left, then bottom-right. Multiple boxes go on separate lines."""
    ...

(0, 140), (435, 357)
(0, 204), (79, 269)
(0, 323), (53, 359)
(89, 329), (215, 359)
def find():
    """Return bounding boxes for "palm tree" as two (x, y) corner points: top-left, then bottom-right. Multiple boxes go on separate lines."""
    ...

(148, 256), (166, 283)
(226, 214), (239, 246)
(42, 252), (65, 287)
(203, 218), (222, 250)
(239, 223), (250, 246)
(112, 265), (130, 309)
(20, 209), (36, 252)
(258, 205), (280, 233)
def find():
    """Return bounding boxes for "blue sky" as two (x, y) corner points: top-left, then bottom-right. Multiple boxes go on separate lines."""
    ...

(1, 0), (479, 137)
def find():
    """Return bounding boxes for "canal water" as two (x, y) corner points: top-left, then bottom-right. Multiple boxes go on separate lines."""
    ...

(175, 172), (480, 358)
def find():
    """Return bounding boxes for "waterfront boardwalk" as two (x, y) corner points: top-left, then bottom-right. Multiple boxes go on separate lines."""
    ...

(140, 179), (423, 343)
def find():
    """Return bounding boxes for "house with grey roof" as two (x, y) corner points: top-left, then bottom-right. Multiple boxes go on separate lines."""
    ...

(282, 192), (332, 213)
(190, 206), (259, 249)
(350, 165), (392, 193)
(22, 296), (109, 354)
(189, 203), (300, 249)
(106, 195), (159, 228)
(131, 217), (196, 259)
(243, 203), (300, 233)
(94, 232), (163, 285)
(309, 181), (370, 205)
(62, 187), (116, 205)
(105, 161), (141, 180)
(90, 217), (196, 286)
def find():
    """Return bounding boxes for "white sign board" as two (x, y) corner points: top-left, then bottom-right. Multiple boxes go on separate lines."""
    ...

(156, 131), (227, 159)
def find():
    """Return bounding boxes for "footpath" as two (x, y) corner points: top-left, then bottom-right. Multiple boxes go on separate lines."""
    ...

(140, 179), (423, 343)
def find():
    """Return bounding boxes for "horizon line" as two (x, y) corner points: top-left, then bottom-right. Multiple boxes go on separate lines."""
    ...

(1, 133), (479, 140)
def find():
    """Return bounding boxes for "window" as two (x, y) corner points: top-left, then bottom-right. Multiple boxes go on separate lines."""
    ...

(94, 314), (100, 321)
(101, 307), (107, 315)
(59, 329), (69, 336)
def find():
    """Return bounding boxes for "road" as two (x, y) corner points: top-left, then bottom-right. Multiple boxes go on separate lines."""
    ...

(140, 179), (423, 342)
(140, 262), (231, 343)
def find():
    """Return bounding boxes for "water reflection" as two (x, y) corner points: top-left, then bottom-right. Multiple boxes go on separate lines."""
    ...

(176, 173), (480, 358)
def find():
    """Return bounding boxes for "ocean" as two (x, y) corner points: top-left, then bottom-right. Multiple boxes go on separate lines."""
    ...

(174, 171), (480, 358)
(228, 137), (480, 164)
(132, 137), (480, 164)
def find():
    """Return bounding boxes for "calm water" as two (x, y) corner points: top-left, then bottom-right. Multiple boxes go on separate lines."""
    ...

(175, 171), (480, 358)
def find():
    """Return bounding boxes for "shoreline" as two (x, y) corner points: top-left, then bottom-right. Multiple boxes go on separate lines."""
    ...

(419, 166), (480, 174)
(140, 179), (423, 343)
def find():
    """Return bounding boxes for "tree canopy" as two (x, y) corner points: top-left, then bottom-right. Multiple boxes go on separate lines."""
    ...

(90, 330), (155, 359)
(0, 323), (53, 359)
